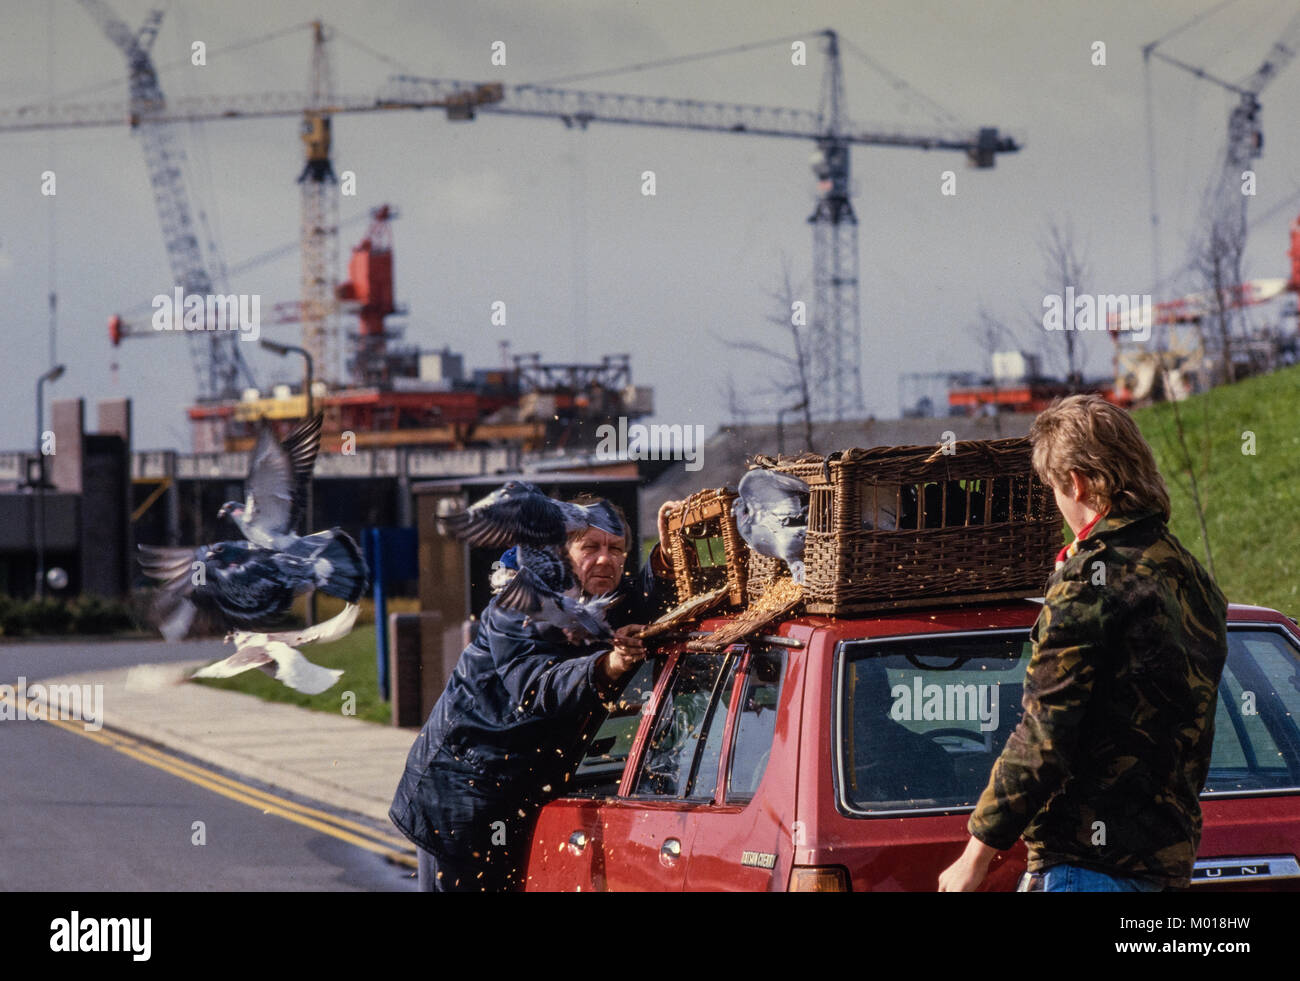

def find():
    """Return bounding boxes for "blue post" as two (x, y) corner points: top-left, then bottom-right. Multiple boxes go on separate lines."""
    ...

(371, 528), (389, 702)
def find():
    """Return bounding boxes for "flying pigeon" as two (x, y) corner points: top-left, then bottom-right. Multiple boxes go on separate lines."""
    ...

(192, 603), (359, 694)
(493, 544), (622, 640)
(439, 480), (625, 549)
(138, 535), (368, 642)
(733, 468), (811, 584)
(219, 414), (322, 550)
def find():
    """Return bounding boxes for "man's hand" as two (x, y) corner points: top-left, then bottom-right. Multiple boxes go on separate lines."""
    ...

(937, 836), (998, 892)
(599, 624), (647, 683)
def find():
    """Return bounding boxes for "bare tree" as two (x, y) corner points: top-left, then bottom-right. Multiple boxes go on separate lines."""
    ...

(1155, 366), (1217, 579)
(714, 257), (816, 453)
(1041, 218), (1090, 384)
(1196, 220), (1244, 387)
(974, 305), (1008, 435)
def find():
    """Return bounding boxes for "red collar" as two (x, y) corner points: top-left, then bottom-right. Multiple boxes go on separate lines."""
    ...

(1055, 512), (1104, 566)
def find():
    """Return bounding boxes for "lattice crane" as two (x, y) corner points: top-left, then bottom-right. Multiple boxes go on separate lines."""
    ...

(1, 4), (503, 401)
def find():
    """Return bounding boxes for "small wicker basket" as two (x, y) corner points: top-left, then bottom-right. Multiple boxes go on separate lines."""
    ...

(662, 487), (748, 607)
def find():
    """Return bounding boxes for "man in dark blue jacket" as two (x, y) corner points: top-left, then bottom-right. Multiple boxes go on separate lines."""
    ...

(390, 499), (677, 891)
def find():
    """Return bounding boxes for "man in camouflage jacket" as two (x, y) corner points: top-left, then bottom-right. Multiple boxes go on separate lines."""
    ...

(939, 395), (1228, 892)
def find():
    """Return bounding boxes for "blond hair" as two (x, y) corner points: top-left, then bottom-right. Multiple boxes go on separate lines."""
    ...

(1029, 394), (1171, 520)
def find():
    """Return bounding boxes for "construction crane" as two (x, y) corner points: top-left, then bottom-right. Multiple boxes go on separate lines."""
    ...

(6, 18), (1016, 420)
(1144, 9), (1300, 330)
(74, 0), (251, 402)
(386, 30), (1020, 419)
(1, 3), (503, 402)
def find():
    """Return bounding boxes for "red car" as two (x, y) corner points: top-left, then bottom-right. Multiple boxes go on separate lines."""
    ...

(525, 600), (1300, 891)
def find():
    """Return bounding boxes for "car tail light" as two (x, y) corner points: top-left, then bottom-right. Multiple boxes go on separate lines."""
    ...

(788, 866), (850, 892)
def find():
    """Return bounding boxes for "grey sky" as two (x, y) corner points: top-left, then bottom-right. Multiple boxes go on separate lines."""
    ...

(2, 0), (1298, 450)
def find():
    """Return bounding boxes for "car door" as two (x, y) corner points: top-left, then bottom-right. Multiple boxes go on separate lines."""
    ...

(595, 649), (740, 890)
(1195, 622), (1300, 890)
(527, 650), (738, 890)
(525, 658), (662, 891)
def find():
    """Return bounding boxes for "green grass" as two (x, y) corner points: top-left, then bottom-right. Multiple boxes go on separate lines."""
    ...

(190, 595), (417, 724)
(1131, 362), (1300, 618)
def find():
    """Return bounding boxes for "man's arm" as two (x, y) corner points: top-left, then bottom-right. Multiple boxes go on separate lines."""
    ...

(940, 574), (1107, 889)
(486, 603), (647, 718)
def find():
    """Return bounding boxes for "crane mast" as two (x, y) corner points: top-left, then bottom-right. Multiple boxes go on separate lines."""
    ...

(299, 21), (340, 388)
(77, 0), (254, 401)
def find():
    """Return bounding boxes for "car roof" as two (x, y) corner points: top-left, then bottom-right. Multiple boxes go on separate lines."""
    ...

(695, 599), (1296, 645)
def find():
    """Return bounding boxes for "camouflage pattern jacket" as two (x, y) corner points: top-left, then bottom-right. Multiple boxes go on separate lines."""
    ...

(968, 508), (1228, 889)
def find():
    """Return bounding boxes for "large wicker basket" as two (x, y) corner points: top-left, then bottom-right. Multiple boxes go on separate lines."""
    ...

(746, 437), (1060, 614)
(663, 487), (748, 607)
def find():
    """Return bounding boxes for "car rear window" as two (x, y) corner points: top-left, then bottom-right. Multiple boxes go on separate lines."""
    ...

(838, 624), (1300, 815)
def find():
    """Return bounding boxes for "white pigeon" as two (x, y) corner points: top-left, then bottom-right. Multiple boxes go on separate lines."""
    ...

(192, 603), (360, 695)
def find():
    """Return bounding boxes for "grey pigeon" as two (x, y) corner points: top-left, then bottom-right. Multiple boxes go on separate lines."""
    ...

(733, 468), (811, 584)
(219, 414), (322, 549)
(494, 543), (621, 640)
(138, 536), (367, 642)
(439, 480), (625, 549)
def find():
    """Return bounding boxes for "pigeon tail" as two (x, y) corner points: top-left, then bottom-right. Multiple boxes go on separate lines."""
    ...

(315, 532), (369, 602)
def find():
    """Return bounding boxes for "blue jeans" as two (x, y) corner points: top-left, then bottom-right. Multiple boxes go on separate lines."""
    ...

(1036, 863), (1165, 892)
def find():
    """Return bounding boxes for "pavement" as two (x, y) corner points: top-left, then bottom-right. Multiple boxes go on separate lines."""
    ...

(25, 659), (419, 829)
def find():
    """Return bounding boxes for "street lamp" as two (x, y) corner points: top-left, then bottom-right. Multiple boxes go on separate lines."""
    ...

(260, 339), (316, 624)
(260, 339), (314, 419)
(35, 363), (66, 599)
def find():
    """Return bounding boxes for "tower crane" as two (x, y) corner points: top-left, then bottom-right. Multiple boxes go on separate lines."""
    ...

(1144, 9), (1300, 312)
(1, 3), (503, 402)
(5, 17), (1017, 421)
(386, 29), (1020, 419)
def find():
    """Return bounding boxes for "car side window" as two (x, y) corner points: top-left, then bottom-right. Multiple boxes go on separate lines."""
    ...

(839, 632), (1031, 813)
(568, 657), (663, 798)
(727, 648), (786, 801)
(632, 652), (736, 799)
(1205, 629), (1300, 792)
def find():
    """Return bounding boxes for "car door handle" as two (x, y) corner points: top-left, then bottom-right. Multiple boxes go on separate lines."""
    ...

(660, 838), (682, 867)
(567, 830), (588, 856)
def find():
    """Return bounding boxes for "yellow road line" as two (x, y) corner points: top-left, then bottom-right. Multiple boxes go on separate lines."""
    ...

(0, 687), (417, 869)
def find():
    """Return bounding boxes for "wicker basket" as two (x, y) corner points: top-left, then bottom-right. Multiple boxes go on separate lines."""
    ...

(663, 487), (748, 607)
(746, 437), (1060, 615)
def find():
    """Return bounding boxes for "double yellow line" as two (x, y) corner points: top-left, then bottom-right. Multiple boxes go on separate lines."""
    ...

(0, 685), (417, 869)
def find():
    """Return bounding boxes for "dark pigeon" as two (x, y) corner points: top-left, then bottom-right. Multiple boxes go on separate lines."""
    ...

(439, 480), (625, 549)
(139, 535), (367, 642)
(493, 543), (621, 640)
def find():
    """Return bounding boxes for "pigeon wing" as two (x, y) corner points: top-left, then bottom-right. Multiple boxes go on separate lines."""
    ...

(495, 565), (550, 613)
(280, 413), (323, 532)
(440, 482), (568, 548)
(243, 416), (321, 539)
(138, 545), (205, 640)
(262, 602), (359, 647)
(261, 641), (343, 694)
